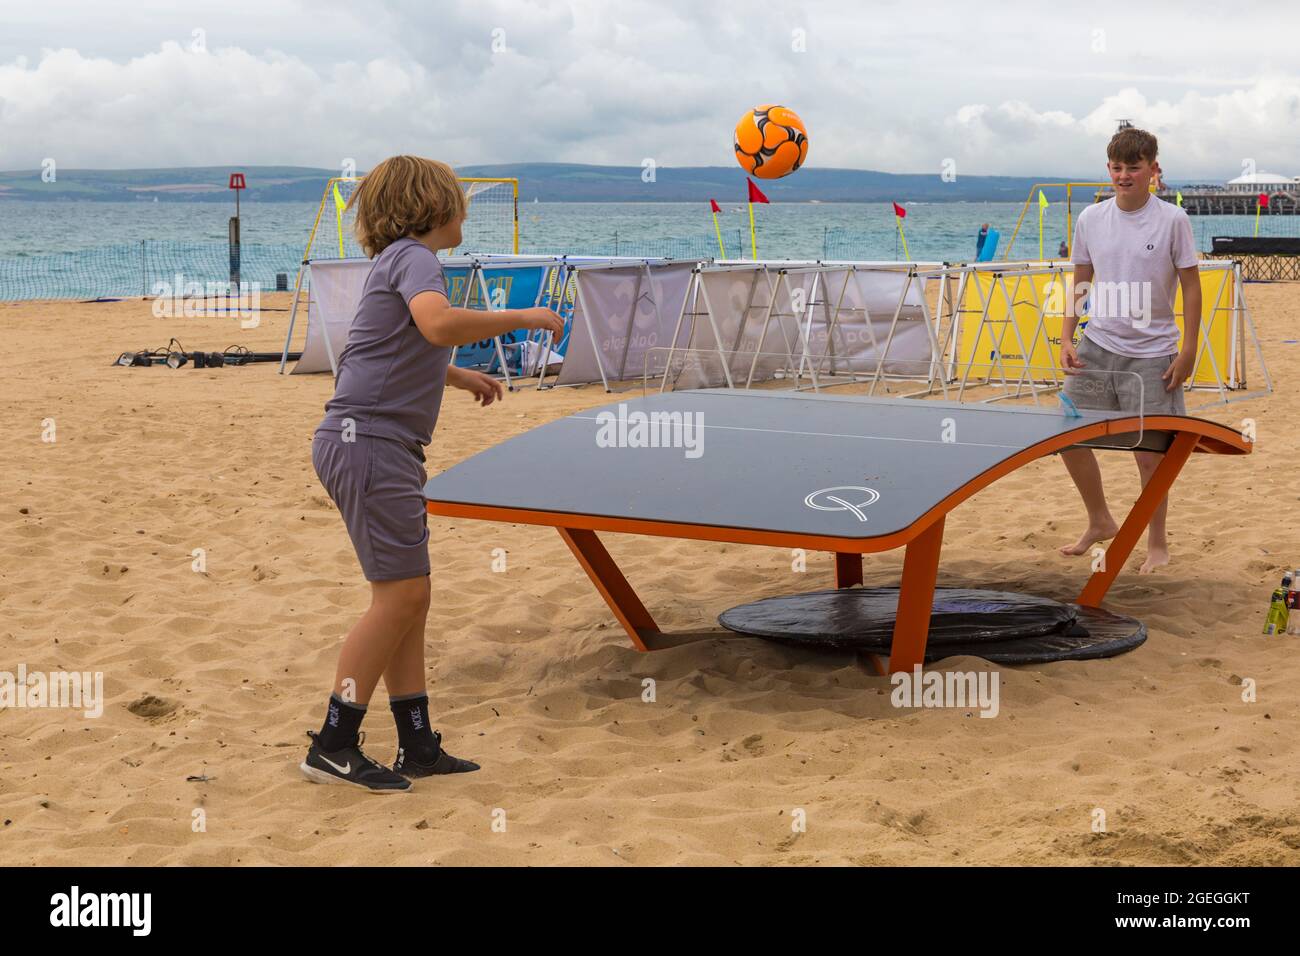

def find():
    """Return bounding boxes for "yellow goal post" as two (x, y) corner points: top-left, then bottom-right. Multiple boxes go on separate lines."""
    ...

(278, 175), (519, 373)
(1003, 181), (1166, 261)
(298, 175), (519, 266)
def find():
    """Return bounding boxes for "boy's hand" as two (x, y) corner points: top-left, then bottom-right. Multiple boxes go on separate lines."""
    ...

(520, 307), (565, 339)
(1162, 349), (1195, 392)
(1060, 341), (1086, 375)
(450, 368), (504, 406)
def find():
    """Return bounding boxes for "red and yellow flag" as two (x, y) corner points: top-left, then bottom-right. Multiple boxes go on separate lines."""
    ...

(709, 199), (726, 257)
(892, 201), (910, 259)
(746, 179), (769, 257)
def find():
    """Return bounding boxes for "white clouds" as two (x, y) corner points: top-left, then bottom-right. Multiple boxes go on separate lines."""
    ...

(0, 42), (446, 170)
(943, 78), (1300, 178)
(0, 1), (1296, 178)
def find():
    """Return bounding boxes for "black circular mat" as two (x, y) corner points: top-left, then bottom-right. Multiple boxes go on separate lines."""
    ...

(718, 587), (1146, 664)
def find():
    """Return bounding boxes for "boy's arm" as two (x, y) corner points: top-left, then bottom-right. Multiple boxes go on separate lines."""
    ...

(1061, 262), (1093, 372)
(1164, 266), (1200, 392)
(408, 291), (563, 348)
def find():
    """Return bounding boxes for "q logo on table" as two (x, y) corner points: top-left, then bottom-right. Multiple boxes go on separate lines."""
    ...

(804, 486), (881, 523)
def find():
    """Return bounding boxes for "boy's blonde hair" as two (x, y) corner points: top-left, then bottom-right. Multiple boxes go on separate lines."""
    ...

(348, 156), (466, 258)
(1107, 128), (1158, 166)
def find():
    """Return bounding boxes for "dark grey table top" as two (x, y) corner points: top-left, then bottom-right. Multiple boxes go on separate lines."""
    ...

(423, 390), (1165, 540)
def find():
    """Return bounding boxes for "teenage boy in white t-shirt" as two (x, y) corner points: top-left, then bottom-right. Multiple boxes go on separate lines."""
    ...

(1058, 127), (1201, 573)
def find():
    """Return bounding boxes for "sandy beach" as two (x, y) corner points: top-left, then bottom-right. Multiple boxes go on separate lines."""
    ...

(1, 284), (1297, 867)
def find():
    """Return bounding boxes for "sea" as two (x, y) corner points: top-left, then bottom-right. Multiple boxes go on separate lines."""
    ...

(0, 198), (1281, 300)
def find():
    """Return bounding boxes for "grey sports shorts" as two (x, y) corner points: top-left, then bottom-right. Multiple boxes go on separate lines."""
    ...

(1062, 335), (1185, 451)
(1063, 334), (1187, 414)
(312, 431), (430, 581)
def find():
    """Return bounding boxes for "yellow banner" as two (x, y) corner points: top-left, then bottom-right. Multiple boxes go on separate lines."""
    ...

(956, 267), (1235, 388)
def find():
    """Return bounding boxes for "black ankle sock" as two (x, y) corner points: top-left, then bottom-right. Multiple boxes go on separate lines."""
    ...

(317, 693), (366, 751)
(390, 693), (439, 755)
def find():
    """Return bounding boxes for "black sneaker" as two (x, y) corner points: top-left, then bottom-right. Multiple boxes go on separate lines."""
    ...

(393, 731), (480, 777)
(300, 731), (412, 793)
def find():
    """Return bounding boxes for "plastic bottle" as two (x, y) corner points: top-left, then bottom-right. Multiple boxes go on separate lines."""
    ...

(1264, 574), (1292, 635)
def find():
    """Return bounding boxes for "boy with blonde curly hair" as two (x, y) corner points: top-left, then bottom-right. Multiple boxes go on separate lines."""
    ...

(302, 156), (563, 792)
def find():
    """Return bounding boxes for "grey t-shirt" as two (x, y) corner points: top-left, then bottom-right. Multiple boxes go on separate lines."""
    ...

(316, 238), (451, 456)
(1071, 195), (1199, 358)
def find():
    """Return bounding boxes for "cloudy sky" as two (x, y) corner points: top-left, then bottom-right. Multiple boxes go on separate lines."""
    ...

(2, 0), (1297, 179)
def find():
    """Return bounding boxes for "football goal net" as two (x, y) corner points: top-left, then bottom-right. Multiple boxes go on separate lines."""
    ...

(301, 175), (519, 262)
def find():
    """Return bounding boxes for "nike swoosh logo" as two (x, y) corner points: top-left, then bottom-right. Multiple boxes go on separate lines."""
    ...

(320, 756), (352, 774)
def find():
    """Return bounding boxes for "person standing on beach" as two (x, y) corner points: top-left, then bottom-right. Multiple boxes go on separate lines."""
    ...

(302, 156), (564, 792)
(976, 222), (990, 258)
(1057, 127), (1200, 573)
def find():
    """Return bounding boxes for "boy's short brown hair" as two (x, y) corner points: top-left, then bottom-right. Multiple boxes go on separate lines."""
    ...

(1107, 127), (1158, 165)
(348, 155), (466, 258)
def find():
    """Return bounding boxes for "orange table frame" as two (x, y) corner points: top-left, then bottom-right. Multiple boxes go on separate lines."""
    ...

(427, 415), (1249, 673)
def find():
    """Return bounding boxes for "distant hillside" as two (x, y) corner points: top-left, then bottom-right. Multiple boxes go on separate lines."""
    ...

(0, 166), (340, 203)
(0, 163), (1099, 203)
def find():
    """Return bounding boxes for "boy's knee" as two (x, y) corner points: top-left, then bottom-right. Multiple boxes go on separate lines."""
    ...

(375, 576), (431, 617)
(1134, 451), (1162, 475)
(401, 577), (432, 612)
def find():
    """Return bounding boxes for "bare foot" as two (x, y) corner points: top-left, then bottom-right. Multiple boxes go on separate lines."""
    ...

(1059, 518), (1119, 556)
(1139, 544), (1170, 574)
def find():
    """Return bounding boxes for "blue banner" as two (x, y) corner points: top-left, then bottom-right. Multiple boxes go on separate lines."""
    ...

(444, 266), (549, 371)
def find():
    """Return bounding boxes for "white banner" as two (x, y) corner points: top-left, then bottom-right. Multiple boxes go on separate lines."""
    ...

(291, 258), (374, 375)
(555, 262), (696, 386)
(670, 265), (931, 388)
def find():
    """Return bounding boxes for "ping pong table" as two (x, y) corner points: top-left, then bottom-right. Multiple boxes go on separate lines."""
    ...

(423, 390), (1250, 672)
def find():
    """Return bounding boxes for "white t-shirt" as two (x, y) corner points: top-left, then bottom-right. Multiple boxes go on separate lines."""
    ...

(1070, 195), (1199, 357)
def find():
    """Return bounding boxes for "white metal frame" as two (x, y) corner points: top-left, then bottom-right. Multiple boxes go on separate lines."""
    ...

(944, 258), (1266, 405)
(277, 254), (480, 376)
(657, 260), (944, 395)
(535, 257), (705, 391)
(278, 253), (1270, 409)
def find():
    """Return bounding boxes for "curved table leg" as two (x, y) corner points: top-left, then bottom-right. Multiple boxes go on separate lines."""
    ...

(1077, 431), (1198, 607)
(835, 552), (864, 588)
(557, 527), (658, 651)
(887, 516), (946, 675)
(560, 523), (947, 670)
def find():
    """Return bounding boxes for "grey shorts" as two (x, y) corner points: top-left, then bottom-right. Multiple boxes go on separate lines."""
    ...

(1063, 335), (1185, 451)
(1063, 335), (1186, 415)
(312, 431), (430, 581)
